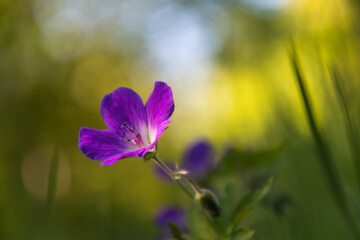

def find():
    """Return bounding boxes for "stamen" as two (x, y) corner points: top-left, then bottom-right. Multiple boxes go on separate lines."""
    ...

(121, 122), (129, 129)
(120, 122), (145, 147)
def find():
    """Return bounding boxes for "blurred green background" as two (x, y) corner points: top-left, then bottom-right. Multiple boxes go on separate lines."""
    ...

(1, 0), (360, 239)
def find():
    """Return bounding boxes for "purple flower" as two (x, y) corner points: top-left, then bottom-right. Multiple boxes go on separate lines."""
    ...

(78, 81), (174, 166)
(154, 140), (215, 180)
(154, 206), (187, 240)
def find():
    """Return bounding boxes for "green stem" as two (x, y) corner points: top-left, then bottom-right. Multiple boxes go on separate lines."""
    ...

(179, 174), (203, 195)
(152, 156), (193, 199)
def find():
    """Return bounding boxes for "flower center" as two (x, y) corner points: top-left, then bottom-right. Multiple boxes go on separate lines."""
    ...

(121, 122), (146, 148)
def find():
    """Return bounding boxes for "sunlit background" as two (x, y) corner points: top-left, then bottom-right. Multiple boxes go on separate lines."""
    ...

(1, 0), (360, 239)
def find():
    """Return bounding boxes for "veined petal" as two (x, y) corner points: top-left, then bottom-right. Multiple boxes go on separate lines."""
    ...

(79, 127), (137, 161)
(100, 87), (148, 141)
(182, 140), (214, 178)
(142, 120), (172, 157)
(146, 82), (174, 135)
(99, 148), (145, 166)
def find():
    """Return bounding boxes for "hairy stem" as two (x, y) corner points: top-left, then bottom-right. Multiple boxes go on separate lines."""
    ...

(152, 156), (193, 199)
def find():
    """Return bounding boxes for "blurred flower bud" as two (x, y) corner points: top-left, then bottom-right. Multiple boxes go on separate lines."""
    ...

(196, 189), (221, 218)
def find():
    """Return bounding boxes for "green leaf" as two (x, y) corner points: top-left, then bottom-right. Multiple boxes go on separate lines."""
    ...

(228, 228), (255, 240)
(230, 177), (273, 233)
(222, 145), (283, 169)
(213, 183), (236, 233)
(221, 184), (236, 217)
(167, 221), (185, 240)
(187, 203), (214, 239)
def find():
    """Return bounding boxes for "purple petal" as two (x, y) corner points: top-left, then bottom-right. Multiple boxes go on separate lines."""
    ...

(182, 140), (215, 178)
(155, 206), (187, 240)
(100, 87), (148, 143)
(146, 82), (174, 142)
(99, 148), (145, 166)
(78, 127), (141, 165)
(79, 127), (135, 160)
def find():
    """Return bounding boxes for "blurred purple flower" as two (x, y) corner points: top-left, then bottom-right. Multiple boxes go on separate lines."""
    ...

(155, 206), (187, 240)
(78, 81), (174, 166)
(182, 140), (215, 178)
(154, 140), (215, 180)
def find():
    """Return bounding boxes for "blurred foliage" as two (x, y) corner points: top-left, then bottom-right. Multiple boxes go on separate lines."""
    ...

(230, 178), (273, 232)
(1, 0), (360, 239)
(175, 177), (271, 239)
(222, 145), (284, 169)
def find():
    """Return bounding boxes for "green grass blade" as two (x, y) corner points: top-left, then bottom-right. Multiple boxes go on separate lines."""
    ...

(329, 65), (360, 188)
(46, 145), (59, 213)
(289, 43), (360, 238)
(348, 189), (360, 224)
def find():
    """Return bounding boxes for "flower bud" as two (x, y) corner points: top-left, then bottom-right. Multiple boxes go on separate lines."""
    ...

(195, 189), (221, 218)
